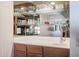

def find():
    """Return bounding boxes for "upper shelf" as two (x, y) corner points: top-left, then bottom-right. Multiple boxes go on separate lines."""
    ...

(14, 1), (69, 18)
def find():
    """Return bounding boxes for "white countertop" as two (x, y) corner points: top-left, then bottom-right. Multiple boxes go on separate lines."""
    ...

(14, 36), (70, 49)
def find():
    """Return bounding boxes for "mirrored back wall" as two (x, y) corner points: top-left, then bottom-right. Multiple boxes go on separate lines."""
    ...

(14, 1), (70, 37)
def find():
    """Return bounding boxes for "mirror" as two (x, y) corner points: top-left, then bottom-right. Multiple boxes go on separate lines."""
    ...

(14, 1), (70, 37)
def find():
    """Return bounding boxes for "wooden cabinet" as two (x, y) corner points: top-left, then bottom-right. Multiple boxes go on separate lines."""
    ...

(44, 47), (69, 57)
(15, 50), (26, 57)
(14, 44), (69, 57)
(27, 45), (43, 57)
(14, 44), (27, 57)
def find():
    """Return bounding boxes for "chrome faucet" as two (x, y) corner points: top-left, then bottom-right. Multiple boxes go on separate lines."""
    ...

(60, 27), (67, 43)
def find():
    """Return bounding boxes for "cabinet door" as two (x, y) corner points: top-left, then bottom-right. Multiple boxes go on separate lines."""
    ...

(15, 50), (26, 57)
(14, 44), (27, 57)
(44, 47), (69, 57)
(27, 45), (43, 57)
(27, 53), (42, 57)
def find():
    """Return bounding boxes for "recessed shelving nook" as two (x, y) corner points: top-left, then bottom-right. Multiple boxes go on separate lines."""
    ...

(14, 14), (40, 35)
(14, 1), (70, 37)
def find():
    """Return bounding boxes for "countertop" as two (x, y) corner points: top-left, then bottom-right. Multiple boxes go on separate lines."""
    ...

(14, 36), (70, 49)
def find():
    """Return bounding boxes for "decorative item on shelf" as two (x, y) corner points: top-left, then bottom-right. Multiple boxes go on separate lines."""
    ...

(21, 20), (26, 26)
(34, 26), (40, 35)
(48, 27), (54, 31)
(17, 20), (21, 26)
(44, 21), (49, 25)
(28, 19), (33, 25)
(17, 28), (21, 35)
(50, 24), (62, 37)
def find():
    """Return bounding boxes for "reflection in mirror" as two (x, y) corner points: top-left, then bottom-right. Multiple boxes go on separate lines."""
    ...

(14, 1), (70, 37)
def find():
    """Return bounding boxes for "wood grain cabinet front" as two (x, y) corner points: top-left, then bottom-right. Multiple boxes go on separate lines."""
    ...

(14, 44), (27, 57)
(27, 45), (43, 57)
(14, 44), (69, 57)
(44, 47), (69, 57)
(15, 50), (26, 57)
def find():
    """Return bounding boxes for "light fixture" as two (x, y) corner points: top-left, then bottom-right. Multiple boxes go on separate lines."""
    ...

(51, 2), (55, 5)
(21, 7), (24, 10)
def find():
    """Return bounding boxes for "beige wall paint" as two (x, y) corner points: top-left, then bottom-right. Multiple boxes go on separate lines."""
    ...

(0, 1), (13, 57)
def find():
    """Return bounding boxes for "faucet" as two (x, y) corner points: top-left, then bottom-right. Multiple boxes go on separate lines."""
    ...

(60, 26), (67, 43)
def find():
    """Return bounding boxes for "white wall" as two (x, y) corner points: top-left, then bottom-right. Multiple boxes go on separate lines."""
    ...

(70, 1), (79, 57)
(0, 1), (13, 57)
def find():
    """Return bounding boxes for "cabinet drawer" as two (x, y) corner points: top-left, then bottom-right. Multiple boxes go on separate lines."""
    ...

(15, 50), (26, 57)
(27, 53), (42, 57)
(15, 43), (26, 51)
(44, 47), (69, 57)
(27, 45), (42, 54)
